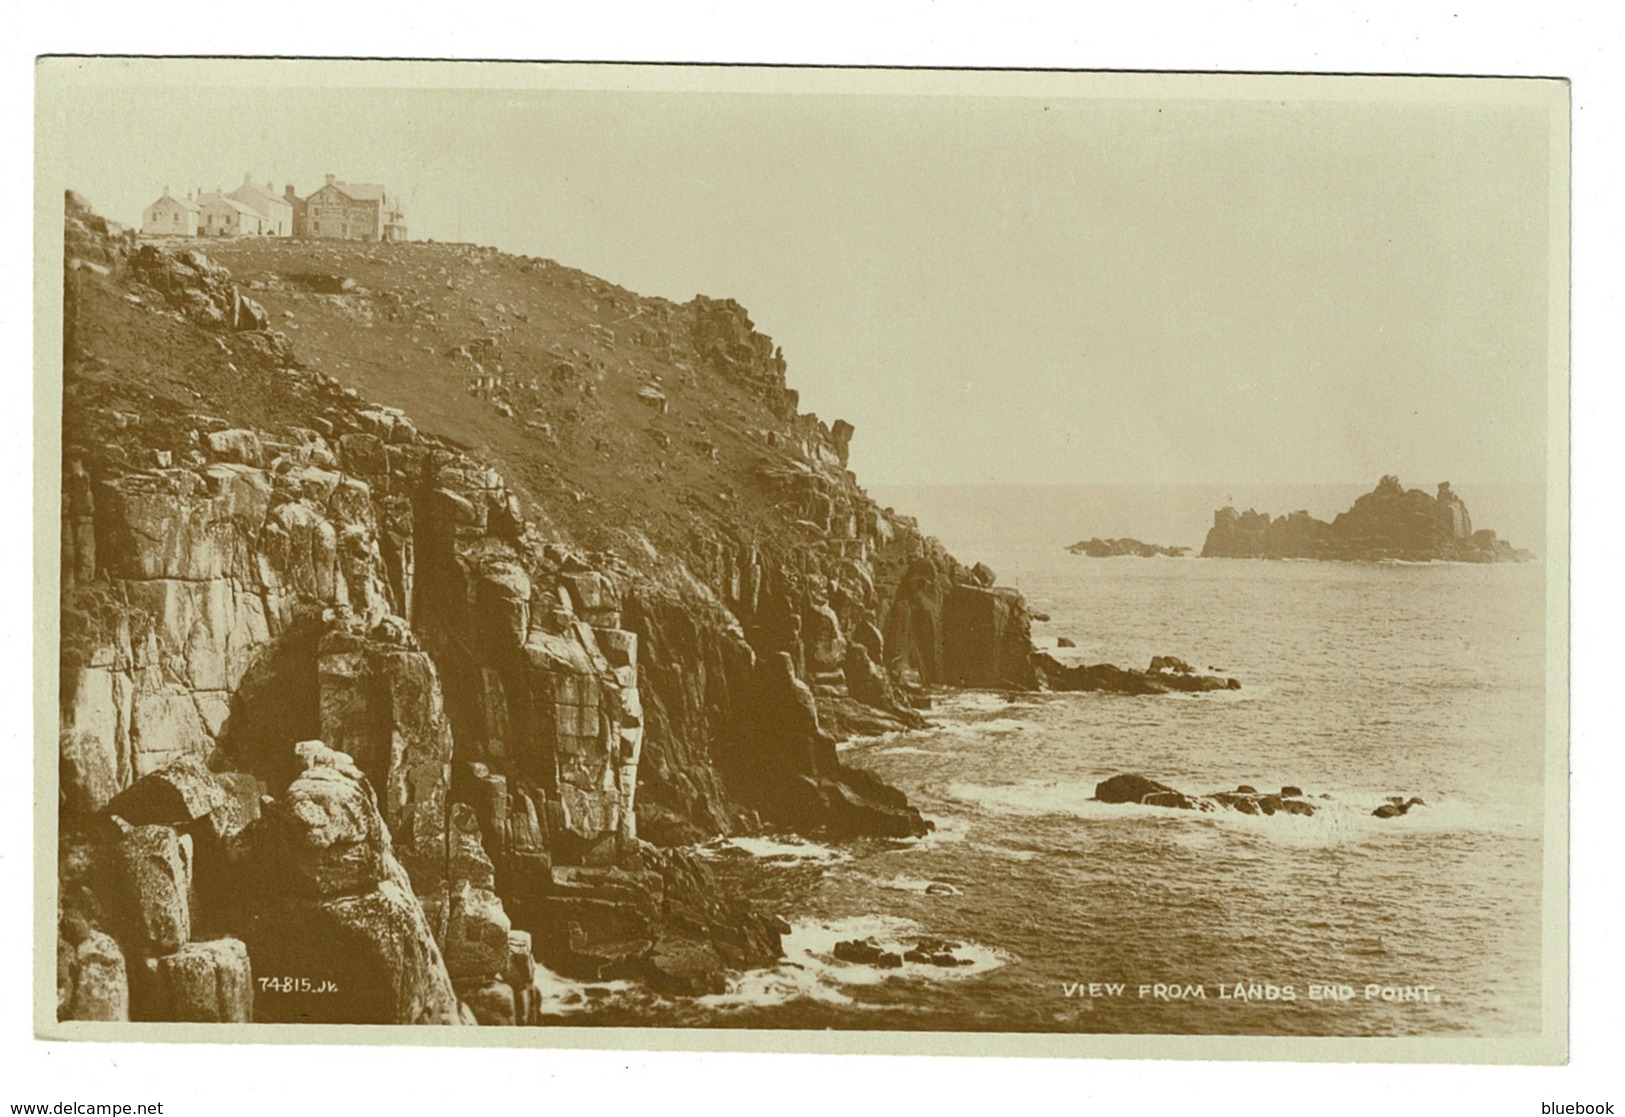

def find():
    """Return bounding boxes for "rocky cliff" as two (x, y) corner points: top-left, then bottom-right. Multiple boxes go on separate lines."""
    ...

(55, 193), (1037, 1025)
(1199, 476), (1533, 562)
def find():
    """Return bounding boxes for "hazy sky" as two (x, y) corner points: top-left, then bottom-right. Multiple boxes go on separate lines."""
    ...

(40, 64), (1559, 487)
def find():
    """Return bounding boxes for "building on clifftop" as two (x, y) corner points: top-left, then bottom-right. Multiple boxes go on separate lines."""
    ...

(140, 188), (198, 237)
(196, 189), (271, 236)
(225, 173), (294, 236)
(303, 173), (408, 241)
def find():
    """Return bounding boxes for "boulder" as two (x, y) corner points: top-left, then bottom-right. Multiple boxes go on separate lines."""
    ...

(58, 928), (129, 1021)
(274, 742), (387, 899)
(107, 820), (192, 955)
(105, 756), (227, 828)
(645, 938), (727, 996)
(247, 867), (461, 1026)
(461, 978), (517, 1027)
(443, 881), (512, 982)
(139, 938), (253, 1022)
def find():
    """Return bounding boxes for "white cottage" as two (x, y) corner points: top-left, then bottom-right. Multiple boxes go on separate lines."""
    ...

(140, 188), (198, 237)
(227, 173), (294, 236)
(197, 191), (267, 237)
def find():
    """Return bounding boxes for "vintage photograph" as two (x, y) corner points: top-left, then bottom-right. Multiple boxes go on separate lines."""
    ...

(38, 60), (1568, 1058)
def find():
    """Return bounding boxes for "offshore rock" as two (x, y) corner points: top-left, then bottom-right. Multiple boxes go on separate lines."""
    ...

(1201, 476), (1533, 562)
(1034, 653), (1239, 695)
(1066, 538), (1190, 558)
(1094, 774), (1318, 817)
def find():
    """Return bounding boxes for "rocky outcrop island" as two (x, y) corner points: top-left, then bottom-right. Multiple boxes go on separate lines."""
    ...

(1200, 476), (1533, 563)
(1066, 538), (1189, 558)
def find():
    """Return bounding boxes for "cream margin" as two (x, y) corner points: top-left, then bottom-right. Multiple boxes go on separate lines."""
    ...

(32, 57), (1571, 1064)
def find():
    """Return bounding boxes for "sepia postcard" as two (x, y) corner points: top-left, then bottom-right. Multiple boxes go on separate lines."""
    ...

(34, 58), (1569, 1063)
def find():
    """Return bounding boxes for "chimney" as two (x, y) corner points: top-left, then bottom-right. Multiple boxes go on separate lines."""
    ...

(285, 184), (297, 201)
(162, 184), (170, 197)
(325, 173), (336, 186)
(244, 172), (253, 184)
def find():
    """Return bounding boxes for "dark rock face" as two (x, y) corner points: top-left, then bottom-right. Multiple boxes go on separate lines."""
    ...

(1094, 774), (1318, 817)
(1201, 476), (1533, 562)
(1066, 538), (1190, 558)
(1034, 653), (1240, 695)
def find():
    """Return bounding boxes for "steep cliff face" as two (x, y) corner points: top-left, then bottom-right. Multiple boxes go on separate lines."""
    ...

(55, 194), (1035, 1024)
(1200, 476), (1533, 562)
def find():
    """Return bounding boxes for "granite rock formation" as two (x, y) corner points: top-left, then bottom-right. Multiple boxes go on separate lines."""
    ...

(56, 193), (1044, 1024)
(1066, 538), (1189, 558)
(1200, 476), (1532, 562)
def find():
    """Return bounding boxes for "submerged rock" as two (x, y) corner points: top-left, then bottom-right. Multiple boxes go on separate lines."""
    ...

(832, 937), (903, 968)
(1095, 774), (1318, 817)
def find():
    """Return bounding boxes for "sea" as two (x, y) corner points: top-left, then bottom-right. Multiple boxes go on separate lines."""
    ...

(539, 483), (1552, 1037)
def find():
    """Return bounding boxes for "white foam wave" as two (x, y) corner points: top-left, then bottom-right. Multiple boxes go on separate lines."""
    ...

(933, 690), (1020, 715)
(530, 963), (639, 1016)
(939, 780), (1530, 845)
(835, 728), (912, 753)
(694, 834), (852, 864)
(936, 716), (1030, 738)
(890, 811), (973, 850)
(855, 873), (965, 896)
(695, 913), (1006, 1011)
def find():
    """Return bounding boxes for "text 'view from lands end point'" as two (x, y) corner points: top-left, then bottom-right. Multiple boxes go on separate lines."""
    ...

(38, 61), (1567, 1060)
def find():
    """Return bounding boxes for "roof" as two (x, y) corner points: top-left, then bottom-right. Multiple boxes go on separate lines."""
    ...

(311, 181), (389, 203)
(228, 181), (289, 216)
(146, 193), (198, 213)
(199, 194), (262, 218)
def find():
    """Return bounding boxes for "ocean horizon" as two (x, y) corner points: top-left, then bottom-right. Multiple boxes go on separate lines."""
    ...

(866, 482), (1548, 565)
